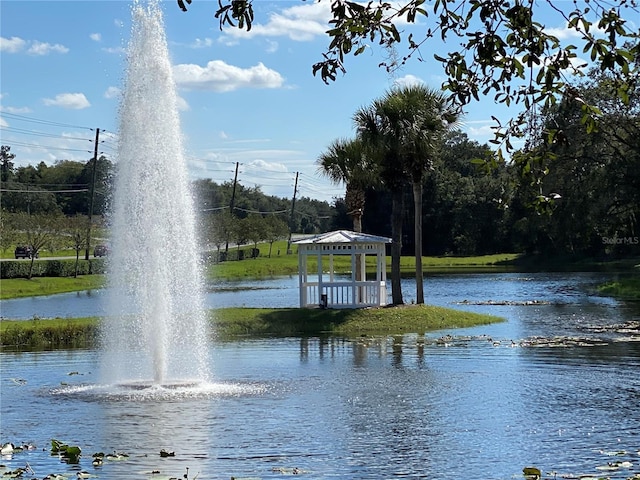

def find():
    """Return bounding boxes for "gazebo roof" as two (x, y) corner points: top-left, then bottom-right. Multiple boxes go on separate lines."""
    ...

(294, 230), (391, 245)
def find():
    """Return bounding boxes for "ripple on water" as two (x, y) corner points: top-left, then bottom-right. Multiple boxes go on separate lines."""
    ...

(49, 380), (268, 401)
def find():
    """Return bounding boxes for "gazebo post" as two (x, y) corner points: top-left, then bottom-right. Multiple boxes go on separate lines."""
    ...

(359, 247), (366, 304)
(298, 244), (306, 307)
(350, 246), (360, 305)
(317, 249), (323, 307)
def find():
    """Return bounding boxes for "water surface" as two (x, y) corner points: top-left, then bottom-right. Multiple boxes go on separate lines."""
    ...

(1, 272), (639, 479)
(2, 335), (639, 479)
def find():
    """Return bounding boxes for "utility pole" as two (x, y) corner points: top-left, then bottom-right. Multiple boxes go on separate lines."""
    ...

(85, 128), (100, 260)
(286, 172), (299, 254)
(225, 162), (239, 255)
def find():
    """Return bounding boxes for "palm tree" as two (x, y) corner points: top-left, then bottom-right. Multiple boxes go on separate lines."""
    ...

(354, 100), (407, 305)
(318, 137), (377, 303)
(386, 85), (460, 304)
(354, 85), (460, 305)
(317, 137), (374, 233)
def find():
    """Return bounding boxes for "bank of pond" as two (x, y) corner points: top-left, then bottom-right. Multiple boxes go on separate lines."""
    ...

(2, 253), (638, 300)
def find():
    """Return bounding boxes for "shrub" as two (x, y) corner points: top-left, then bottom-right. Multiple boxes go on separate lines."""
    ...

(0, 259), (106, 279)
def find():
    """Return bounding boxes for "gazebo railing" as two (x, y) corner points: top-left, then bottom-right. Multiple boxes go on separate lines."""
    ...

(301, 280), (387, 308)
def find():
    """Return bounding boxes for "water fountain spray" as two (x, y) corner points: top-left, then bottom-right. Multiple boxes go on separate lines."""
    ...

(100, 0), (210, 387)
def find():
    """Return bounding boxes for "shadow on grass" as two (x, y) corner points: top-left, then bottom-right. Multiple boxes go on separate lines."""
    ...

(495, 254), (640, 272)
(212, 308), (354, 337)
(212, 305), (503, 338)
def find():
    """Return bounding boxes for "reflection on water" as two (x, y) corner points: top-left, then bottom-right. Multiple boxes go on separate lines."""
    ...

(1, 335), (639, 479)
(1, 272), (639, 479)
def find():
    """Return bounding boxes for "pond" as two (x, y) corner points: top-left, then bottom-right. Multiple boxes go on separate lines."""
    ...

(0, 271), (627, 319)
(1, 272), (639, 479)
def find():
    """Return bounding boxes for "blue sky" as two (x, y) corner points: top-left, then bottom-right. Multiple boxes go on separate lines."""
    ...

(0, 0), (591, 203)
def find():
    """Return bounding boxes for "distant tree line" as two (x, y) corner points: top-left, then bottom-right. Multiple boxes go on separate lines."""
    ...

(1, 148), (112, 217)
(0, 151), (338, 262)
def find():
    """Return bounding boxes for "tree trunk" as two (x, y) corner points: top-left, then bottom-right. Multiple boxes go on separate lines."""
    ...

(390, 190), (404, 305)
(28, 256), (34, 280)
(352, 214), (362, 233)
(75, 250), (80, 278)
(413, 180), (424, 304)
(353, 213), (363, 302)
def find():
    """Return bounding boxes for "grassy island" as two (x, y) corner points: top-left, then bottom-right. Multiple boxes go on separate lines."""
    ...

(0, 305), (502, 350)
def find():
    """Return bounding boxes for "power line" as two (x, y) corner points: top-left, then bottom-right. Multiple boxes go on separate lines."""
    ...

(0, 111), (93, 131)
(234, 206), (289, 215)
(1, 126), (94, 142)
(2, 139), (93, 154)
(0, 188), (89, 193)
(15, 182), (90, 187)
(201, 206), (230, 212)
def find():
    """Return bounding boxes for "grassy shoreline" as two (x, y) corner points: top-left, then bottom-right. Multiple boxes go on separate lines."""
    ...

(0, 275), (105, 300)
(0, 253), (522, 300)
(3, 252), (638, 300)
(597, 276), (640, 300)
(0, 305), (503, 350)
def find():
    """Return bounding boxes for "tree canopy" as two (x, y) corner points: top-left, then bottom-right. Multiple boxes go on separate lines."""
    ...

(184, 0), (639, 151)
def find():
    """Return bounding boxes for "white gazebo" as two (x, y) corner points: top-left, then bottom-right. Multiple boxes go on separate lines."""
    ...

(294, 230), (391, 309)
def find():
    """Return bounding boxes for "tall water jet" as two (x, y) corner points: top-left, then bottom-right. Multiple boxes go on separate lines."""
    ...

(100, 0), (210, 387)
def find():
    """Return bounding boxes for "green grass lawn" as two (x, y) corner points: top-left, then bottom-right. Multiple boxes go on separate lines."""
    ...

(212, 305), (502, 337)
(1, 275), (105, 299)
(209, 246), (521, 279)
(1, 249), (522, 299)
(597, 276), (640, 300)
(0, 304), (504, 349)
(2, 246), (637, 302)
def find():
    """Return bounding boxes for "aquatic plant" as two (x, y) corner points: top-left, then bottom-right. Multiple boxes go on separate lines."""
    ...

(51, 439), (81, 464)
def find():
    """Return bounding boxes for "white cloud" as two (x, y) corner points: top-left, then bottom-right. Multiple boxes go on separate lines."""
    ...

(2, 36), (69, 55)
(173, 60), (285, 92)
(0, 105), (32, 114)
(220, 1), (411, 45)
(176, 95), (190, 111)
(519, 52), (589, 74)
(27, 41), (69, 55)
(0, 36), (26, 53)
(90, 33), (102, 42)
(393, 74), (425, 88)
(43, 93), (91, 109)
(545, 26), (579, 41)
(102, 46), (126, 55)
(247, 159), (288, 172)
(0, 117), (7, 128)
(466, 124), (496, 138)
(104, 86), (121, 99)
(221, 2), (330, 42)
(191, 38), (213, 48)
(459, 119), (502, 140)
(265, 39), (279, 54)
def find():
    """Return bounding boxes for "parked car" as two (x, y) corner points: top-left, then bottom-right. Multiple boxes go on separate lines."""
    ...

(14, 246), (38, 259)
(94, 244), (109, 257)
